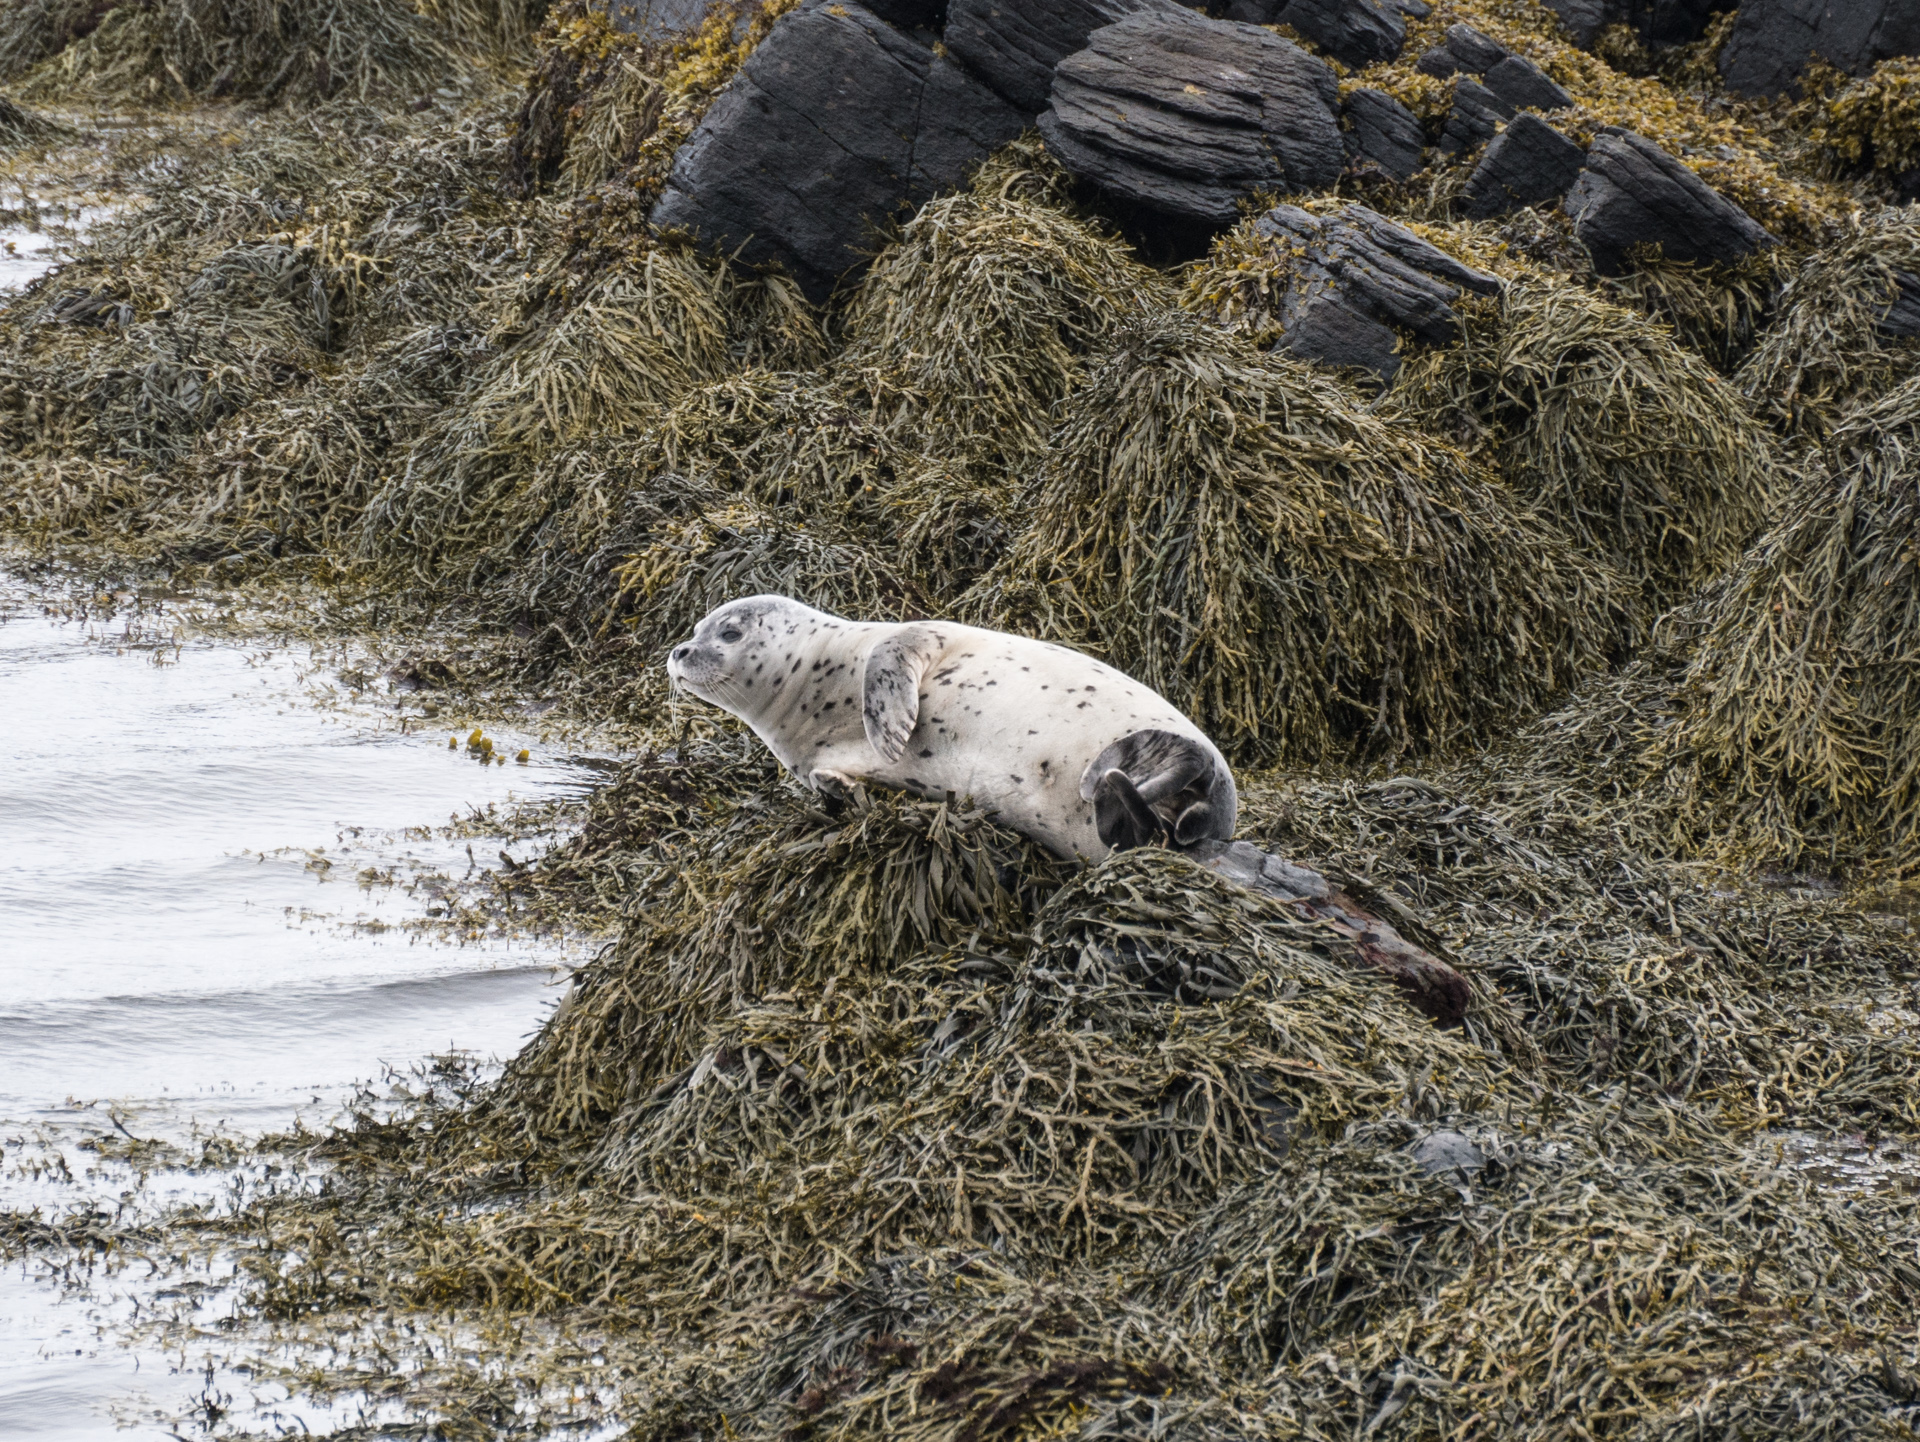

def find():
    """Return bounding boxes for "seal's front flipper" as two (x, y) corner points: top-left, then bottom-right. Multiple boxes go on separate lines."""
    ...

(862, 624), (945, 763)
(1093, 767), (1166, 852)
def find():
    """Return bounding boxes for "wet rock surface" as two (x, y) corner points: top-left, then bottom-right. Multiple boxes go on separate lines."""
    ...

(1243, 202), (1501, 378)
(1190, 837), (1475, 1025)
(1038, 8), (1342, 224)
(1482, 54), (1574, 111)
(1720, 0), (1920, 97)
(1438, 77), (1513, 154)
(1270, 0), (1408, 67)
(651, 0), (1023, 298)
(1343, 85), (1426, 179)
(1462, 112), (1585, 218)
(1416, 20), (1509, 75)
(944, 0), (1178, 115)
(1566, 126), (1777, 273)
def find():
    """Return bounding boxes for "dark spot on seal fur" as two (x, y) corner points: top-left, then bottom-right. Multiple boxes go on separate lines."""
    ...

(919, 749), (933, 758)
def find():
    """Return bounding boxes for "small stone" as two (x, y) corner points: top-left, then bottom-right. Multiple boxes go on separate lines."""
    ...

(1438, 77), (1513, 155)
(1343, 86), (1425, 181)
(1251, 201), (1502, 377)
(1416, 20), (1509, 76)
(1462, 112), (1584, 219)
(1480, 54), (1573, 111)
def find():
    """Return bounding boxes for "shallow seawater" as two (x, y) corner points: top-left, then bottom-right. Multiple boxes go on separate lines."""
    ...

(0, 577), (603, 1438)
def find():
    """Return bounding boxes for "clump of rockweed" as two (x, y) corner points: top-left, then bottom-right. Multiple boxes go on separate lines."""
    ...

(1164, 1113), (1920, 1438)
(1662, 373), (1920, 874)
(8, 0), (490, 107)
(1738, 208), (1920, 435)
(0, 93), (59, 144)
(969, 308), (1626, 765)
(839, 139), (1164, 467)
(1394, 272), (1777, 620)
(1813, 55), (1920, 189)
(507, 0), (796, 201)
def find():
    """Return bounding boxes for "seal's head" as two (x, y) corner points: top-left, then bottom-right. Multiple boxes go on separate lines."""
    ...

(665, 595), (807, 717)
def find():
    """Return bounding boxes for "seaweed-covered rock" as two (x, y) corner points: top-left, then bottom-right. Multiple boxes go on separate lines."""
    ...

(1720, 0), (1920, 97)
(1462, 113), (1584, 218)
(1269, 0), (1407, 67)
(1249, 202), (1502, 377)
(1038, 9), (1342, 224)
(1482, 54), (1573, 110)
(1438, 78), (1513, 154)
(651, 0), (1024, 299)
(944, 0), (1177, 114)
(1343, 86), (1425, 179)
(1415, 20), (1509, 75)
(1566, 127), (1777, 273)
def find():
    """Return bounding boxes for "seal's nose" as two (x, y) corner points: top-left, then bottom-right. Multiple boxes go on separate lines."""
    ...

(670, 645), (690, 663)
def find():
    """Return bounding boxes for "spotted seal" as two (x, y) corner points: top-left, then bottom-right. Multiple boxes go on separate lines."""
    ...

(665, 595), (1237, 860)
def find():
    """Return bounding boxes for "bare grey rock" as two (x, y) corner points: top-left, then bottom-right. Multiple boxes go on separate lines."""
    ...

(944, 0), (1179, 115)
(1416, 21), (1509, 75)
(1409, 1129), (1488, 1176)
(1438, 77), (1513, 154)
(1038, 8), (1342, 224)
(651, 0), (1024, 299)
(1482, 54), (1573, 110)
(1247, 202), (1501, 379)
(1565, 126), (1777, 274)
(1720, 0), (1920, 96)
(1462, 112), (1584, 218)
(1274, 0), (1408, 67)
(1343, 86), (1425, 180)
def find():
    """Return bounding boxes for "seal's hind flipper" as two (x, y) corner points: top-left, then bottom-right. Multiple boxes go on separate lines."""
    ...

(1172, 800), (1216, 847)
(1081, 729), (1210, 805)
(862, 624), (944, 763)
(1093, 767), (1165, 852)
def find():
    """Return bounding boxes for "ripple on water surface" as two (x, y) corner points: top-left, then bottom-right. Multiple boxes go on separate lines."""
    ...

(0, 581), (600, 1438)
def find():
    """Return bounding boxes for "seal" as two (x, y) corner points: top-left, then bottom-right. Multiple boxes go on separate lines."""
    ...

(665, 595), (1237, 860)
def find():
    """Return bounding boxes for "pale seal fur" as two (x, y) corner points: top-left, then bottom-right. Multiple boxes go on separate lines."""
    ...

(665, 595), (1237, 860)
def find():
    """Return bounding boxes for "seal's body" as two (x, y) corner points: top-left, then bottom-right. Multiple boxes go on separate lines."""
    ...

(666, 595), (1237, 860)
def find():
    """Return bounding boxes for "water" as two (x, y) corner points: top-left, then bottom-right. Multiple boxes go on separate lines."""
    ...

(0, 578), (602, 1438)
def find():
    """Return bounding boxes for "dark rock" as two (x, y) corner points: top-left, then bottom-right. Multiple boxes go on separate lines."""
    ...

(1880, 270), (1920, 338)
(944, 0), (1178, 115)
(651, 1), (1024, 299)
(600, 0), (715, 38)
(862, 0), (949, 30)
(1416, 21), (1509, 75)
(1438, 77), (1514, 154)
(1565, 126), (1777, 273)
(1247, 202), (1501, 378)
(1720, 0), (1920, 97)
(1542, 0), (1609, 43)
(1481, 54), (1573, 110)
(1391, 0), (1433, 16)
(1274, 0), (1407, 67)
(1343, 86), (1425, 180)
(1038, 8), (1343, 224)
(1545, 0), (1728, 49)
(1462, 112), (1584, 217)
(1188, 836), (1473, 1025)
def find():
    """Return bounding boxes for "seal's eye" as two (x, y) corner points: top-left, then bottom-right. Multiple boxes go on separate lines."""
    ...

(719, 627), (744, 643)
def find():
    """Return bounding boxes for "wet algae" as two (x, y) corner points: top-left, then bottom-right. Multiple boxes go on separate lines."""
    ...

(4, 0), (1920, 1436)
